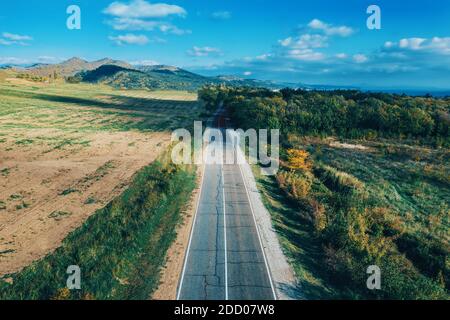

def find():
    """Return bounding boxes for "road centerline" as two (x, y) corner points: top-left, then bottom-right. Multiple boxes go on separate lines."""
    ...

(222, 164), (229, 300)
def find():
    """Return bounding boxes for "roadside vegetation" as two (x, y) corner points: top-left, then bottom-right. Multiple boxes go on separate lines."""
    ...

(202, 85), (449, 299)
(0, 151), (196, 299)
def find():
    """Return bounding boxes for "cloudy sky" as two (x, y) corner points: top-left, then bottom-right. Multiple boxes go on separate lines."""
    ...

(1, 0), (450, 89)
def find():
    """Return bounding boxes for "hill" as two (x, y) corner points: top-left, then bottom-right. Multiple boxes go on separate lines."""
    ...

(75, 64), (212, 91)
(77, 63), (286, 91)
(24, 57), (132, 78)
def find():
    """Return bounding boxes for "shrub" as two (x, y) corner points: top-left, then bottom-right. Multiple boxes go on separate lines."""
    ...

(276, 170), (313, 202)
(286, 149), (312, 172)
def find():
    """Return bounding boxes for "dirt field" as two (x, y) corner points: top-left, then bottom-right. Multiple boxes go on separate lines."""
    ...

(0, 77), (201, 276)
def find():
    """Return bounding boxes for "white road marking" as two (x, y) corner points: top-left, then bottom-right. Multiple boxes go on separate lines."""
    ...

(237, 162), (278, 300)
(176, 163), (206, 300)
(222, 165), (229, 300)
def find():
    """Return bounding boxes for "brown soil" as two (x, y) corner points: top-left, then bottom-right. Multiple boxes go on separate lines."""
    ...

(0, 130), (170, 276)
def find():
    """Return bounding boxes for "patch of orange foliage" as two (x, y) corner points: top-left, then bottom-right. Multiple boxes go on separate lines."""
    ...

(286, 149), (312, 171)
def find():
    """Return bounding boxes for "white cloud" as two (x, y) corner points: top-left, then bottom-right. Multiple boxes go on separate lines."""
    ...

(278, 34), (327, 61)
(279, 37), (292, 47)
(273, 19), (354, 63)
(108, 18), (190, 35)
(336, 53), (348, 59)
(104, 1), (189, 36)
(0, 39), (12, 45)
(385, 37), (450, 55)
(104, 0), (186, 18)
(255, 53), (272, 61)
(0, 32), (33, 46)
(243, 71), (252, 76)
(399, 38), (426, 50)
(430, 37), (450, 54)
(288, 34), (327, 49)
(308, 19), (354, 37)
(109, 33), (149, 45)
(353, 54), (368, 63)
(3, 32), (32, 41)
(212, 11), (231, 20)
(109, 18), (159, 30)
(187, 46), (222, 57)
(158, 23), (191, 35)
(288, 49), (325, 61)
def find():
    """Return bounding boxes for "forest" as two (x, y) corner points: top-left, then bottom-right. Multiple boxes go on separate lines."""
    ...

(199, 86), (450, 147)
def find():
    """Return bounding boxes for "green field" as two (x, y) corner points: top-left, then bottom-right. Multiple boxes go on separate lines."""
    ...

(0, 80), (200, 135)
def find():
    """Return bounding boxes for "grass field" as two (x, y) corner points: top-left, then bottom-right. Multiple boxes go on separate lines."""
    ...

(255, 136), (449, 299)
(0, 74), (204, 297)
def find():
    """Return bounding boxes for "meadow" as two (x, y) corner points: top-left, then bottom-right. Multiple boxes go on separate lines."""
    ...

(267, 137), (449, 299)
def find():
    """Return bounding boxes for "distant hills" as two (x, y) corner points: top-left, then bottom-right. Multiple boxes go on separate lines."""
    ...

(5, 57), (356, 91)
(2, 57), (288, 90)
(53, 58), (285, 91)
(24, 57), (133, 78)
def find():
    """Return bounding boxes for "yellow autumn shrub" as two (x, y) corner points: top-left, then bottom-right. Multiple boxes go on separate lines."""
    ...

(286, 149), (312, 172)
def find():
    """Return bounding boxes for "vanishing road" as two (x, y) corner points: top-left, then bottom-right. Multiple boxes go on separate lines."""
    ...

(177, 117), (276, 300)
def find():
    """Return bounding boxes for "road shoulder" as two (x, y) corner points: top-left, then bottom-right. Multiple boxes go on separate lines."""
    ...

(238, 157), (302, 300)
(151, 165), (204, 300)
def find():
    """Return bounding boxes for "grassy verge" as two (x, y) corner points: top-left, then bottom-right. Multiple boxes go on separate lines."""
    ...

(263, 138), (449, 299)
(0, 151), (196, 300)
(252, 166), (340, 299)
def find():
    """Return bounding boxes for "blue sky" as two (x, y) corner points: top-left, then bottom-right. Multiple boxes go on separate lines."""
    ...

(1, 0), (450, 89)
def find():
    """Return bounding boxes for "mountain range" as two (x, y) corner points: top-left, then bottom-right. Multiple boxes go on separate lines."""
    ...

(7, 57), (285, 91)
(3, 58), (448, 95)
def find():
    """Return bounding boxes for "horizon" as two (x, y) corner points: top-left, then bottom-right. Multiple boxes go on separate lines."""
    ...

(3, 55), (450, 94)
(1, 0), (450, 90)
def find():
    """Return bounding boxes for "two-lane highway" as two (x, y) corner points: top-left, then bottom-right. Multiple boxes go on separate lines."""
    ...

(177, 127), (276, 300)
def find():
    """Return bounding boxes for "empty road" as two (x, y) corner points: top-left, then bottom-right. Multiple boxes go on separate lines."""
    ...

(177, 124), (276, 300)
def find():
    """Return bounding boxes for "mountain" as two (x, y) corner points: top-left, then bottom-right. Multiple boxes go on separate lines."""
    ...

(77, 64), (216, 91)
(24, 57), (132, 78)
(77, 63), (288, 91)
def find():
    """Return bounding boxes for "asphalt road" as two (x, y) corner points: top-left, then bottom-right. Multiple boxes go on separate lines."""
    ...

(177, 123), (276, 300)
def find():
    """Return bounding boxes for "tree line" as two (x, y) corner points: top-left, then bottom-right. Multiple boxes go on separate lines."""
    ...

(199, 86), (450, 146)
